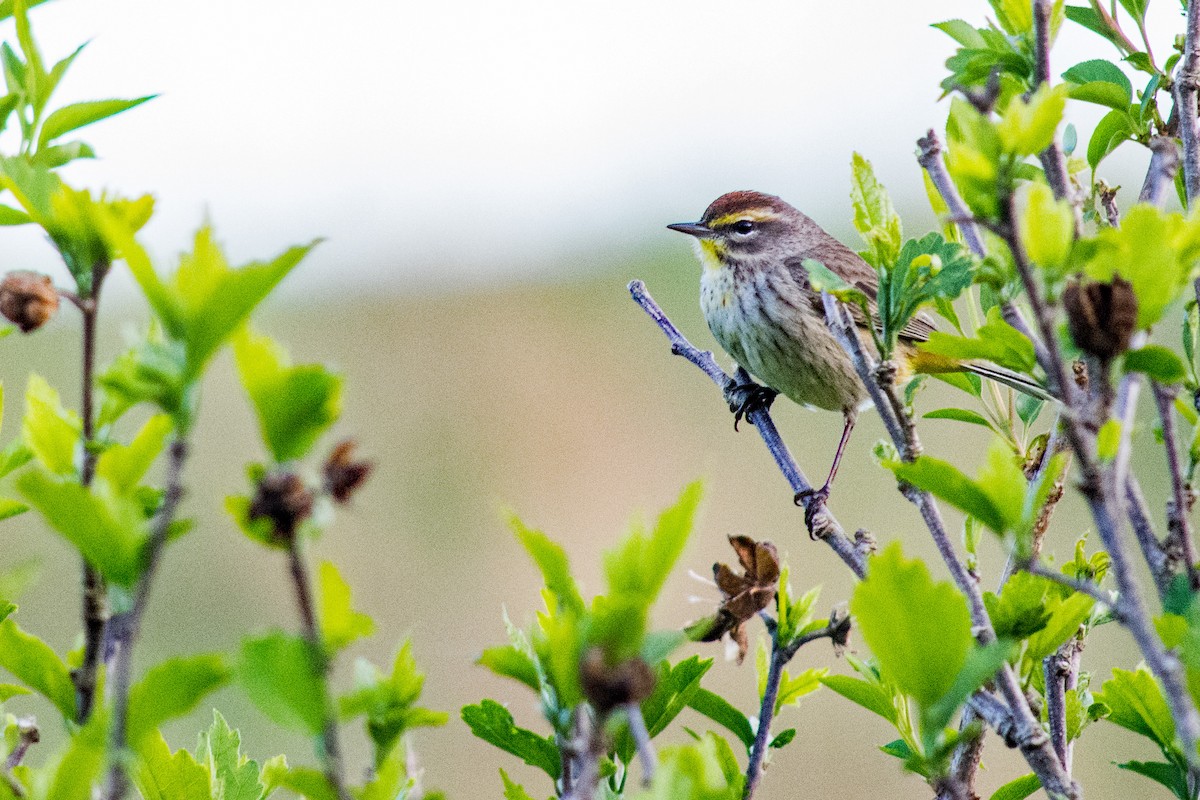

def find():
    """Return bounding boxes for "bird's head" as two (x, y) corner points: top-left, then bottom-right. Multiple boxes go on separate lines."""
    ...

(667, 191), (802, 266)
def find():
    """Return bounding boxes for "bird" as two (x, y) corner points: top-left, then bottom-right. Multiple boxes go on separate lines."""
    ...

(668, 190), (1052, 505)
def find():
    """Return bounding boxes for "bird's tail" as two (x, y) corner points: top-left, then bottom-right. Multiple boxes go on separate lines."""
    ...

(904, 348), (1057, 403)
(964, 362), (1057, 403)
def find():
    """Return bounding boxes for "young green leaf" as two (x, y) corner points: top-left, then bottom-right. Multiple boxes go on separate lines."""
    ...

(16, 467), (148, 587)
(1020, 183), (1074, 274)
(850, 152), (902, 268)
(0, 615), (74, 718)
(198, 710), (268, 800)
(126, 653), (230, 753)
(1116, 760), (1191, 799)
(22, 374), (80, 476)
(233, 328), (342, 463)
(317, 561), (374, 653)
(997, 83), (1068, 156)
(1087, 109), (1138, 170)
(851, 543), (973, 710)
(686, 687), (755, 750)
(1095, 667), (1176, 749)
(499, 769), (539, 800)
(239, 631), (326, 735)
(461, 700), (561, 779)
(509, 514), (586, 616)
(920, 307), (1037, 374)
(1062, 59), (1133, 111)
(1124, 345), (1188, 384)
(37, 96), (155, 150)
(95, 413), (172, 493)
(989, 773), (1043, 800)
(134, 730), (212, 800)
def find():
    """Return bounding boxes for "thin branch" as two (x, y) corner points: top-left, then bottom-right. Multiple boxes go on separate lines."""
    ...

(1179, 0), (1200, 206)
(1000, 195), (1200, 773)
(1025, 562), (1122, 617)
(628, 280), (866, 577)
(1154, 381), (1200, 588)
(1033, 0), (1083, 236)
(744, 618), (842, 800)
(917, 130), (986, 258)
(1139, 137), (1182, 205)
(819, 292), (1079, 799)
(286, 542), (351, 800)
(3, 718), (36, 770)
(623, 703), (655, 786)
(104, 437), (189, 800)
(1044, 649), (1070, 768)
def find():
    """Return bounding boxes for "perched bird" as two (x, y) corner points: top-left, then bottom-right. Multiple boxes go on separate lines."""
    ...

(668, 190), (1051, 503)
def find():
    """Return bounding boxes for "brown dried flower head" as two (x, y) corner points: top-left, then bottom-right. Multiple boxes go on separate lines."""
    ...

(692, 535), (779, 664)
(0, 271), (59, 333)
(323, 439), (373, 503)
(579, 647), (656, 713)
(248, 471), (314, 541)
(1062, 275), (1137, 361)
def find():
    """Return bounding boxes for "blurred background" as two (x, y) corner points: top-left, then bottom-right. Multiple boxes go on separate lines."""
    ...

(0, 0), (1192, 797)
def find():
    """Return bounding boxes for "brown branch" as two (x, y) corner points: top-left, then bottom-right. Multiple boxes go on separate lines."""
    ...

(1179, 0), (1200, 206)
(1139, 137), (1182, 206)
(1154, 382), (1200, 588)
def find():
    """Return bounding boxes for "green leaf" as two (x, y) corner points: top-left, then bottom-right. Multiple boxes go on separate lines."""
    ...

(318, 561), (374, 653)
(593, 482), (702, 659)
(922, 639), (1012, 739)
(1025, 592), (1093, 661)
(686, 687), (754, 749)
(0, 616), (74, 718)
(997, 83), (1068, 156)
(1125, 345), (1188, 384)
(239, 631), (326, 735)
(198, 710), (267, 800)
(22, 374), (80, 476)
(768, 728), (797, 748)
(338, 642), (446, 767)
(932, 371), (983, 397)
(774, 666), (826, 714)
(989, 773), (1043, 800)
(0, 204), (29, 225)
(509, 514), (585, 616)
(16, 467), (148, 587)
(37, 96), (155, 149)
(499, 769), (538, 800)
(923, 408), (995, 429)
(1096, 667), (1175, 748)
(477, 645), (539, 691)
(988, 0), (1033, 34)
(617, 655), (712, 764)
(932, 20), (987, 49)
(461, 700), (561, 779)
(1065, 5), (1123, 47)
(1116, 760), (1191, 799)
(96, 414), (172, 493)
(127, 653), (230, 753)
(984, 571), (1053, 640)
(885, 451), (1010, 535)
(1020, 182), (1075, 273)
(270, 767), (337, 800)
(1062, 59), (1133, 111)
(850, 542), (972, 710)
(233, 328), (342, 462)
(633, 734), (740, 800)
(850, 152), (902, 267)
(1080, 205), (1200, 328)
(135, 731), (212, 800)
(45, 715), (107, 800)
(1115, 0), (1148, 22)
(920, 307), (1036, 374)
(1097, 419), (1122, 462)
(1087, 108), (1137, 170)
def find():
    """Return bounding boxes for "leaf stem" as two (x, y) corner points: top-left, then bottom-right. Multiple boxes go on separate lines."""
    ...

(104, 437), (189, 800)
(285, 540), (351, 800)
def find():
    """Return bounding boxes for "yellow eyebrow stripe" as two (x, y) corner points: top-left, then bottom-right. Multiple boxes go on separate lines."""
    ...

(708, 209), (779, 227)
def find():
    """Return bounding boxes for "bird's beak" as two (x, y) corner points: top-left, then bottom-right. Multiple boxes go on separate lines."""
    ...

(667, 221), (714, 238)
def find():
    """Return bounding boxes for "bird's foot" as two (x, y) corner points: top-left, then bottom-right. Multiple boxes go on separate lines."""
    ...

(723, 380), (778, 431)
(795, 485), (831, 539)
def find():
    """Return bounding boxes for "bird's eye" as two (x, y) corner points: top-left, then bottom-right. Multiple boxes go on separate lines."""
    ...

(732, 220), (755, 235)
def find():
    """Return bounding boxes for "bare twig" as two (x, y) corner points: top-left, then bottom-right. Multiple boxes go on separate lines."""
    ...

(624, 703), (655, 786)
(628, 280), (866, 577)
(1154, 382), (1200, 588)
(917, 130), (986, 258)
(1044, 648), (1070, 767)
(1000, 195), (1200, 773)
(104, 438), (189, 800)
(1178, 0), (1200, 206)
(1139, 137), (1182, 205)
(744, 617), (843, 800)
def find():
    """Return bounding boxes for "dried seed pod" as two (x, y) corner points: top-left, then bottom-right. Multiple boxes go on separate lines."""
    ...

(323, 439), (373, 503)
(579, 647), (656, 713)
(248, 471), (314, 541)
(0, 271), (59, 333)
(1062, 275), (1137, 361)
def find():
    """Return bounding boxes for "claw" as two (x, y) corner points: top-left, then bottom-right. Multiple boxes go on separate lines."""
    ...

(723, 381), (778, 431)
(795, 486), (830, 539)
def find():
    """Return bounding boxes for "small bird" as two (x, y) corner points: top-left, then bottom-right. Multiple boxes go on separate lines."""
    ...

(668, 190), (1051, 504)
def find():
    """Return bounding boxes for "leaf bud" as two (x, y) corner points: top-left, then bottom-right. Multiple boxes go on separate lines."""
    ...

(0, 271), (59, 333)
(1062, 275), (1137, 361)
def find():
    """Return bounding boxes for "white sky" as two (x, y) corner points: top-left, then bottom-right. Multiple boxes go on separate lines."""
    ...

(0, 0), (1186, 293)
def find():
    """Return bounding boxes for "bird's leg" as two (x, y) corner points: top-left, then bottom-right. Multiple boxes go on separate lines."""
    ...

(723, 369), (778, 431)
(795, 412), (856, 535)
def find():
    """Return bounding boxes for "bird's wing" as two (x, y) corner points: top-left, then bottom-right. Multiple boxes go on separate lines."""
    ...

(786, 248), (938, 344)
